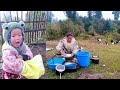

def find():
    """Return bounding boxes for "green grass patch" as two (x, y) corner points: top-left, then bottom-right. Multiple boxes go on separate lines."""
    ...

(46, 40), (120, 79)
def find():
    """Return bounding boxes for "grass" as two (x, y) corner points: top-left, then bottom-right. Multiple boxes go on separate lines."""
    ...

(46, 39), (120, 79)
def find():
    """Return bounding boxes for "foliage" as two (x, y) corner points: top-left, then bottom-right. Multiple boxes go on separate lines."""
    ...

(104, 32), (120, 42)
(87, 11), (93, 21)
(88, 25), (96, 36)
(82, 17), (92, 32)
(45, 11), (54, 23)
(46, 22), (61, 40)
(78, 32), (91, 40)
(97, 18), (105, 34)
(45, 11), (120, 42)
(93, 11), (102, 19)
(46, 28), (61, 40)
(59, 19), (80, 36)
(64, 11), (78, 22)
(104, 20), (112, 33)
(112, 32), (120, 41)
(104, 32), (113, 42)
(118, 26), (120, 34)
(112, 11), (120, 21)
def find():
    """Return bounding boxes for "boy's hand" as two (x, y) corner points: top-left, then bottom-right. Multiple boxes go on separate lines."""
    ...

(21, 54), (30, 61)
(17, 55), (23, 59)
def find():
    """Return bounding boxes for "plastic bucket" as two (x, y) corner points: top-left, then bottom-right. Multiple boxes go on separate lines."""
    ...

(47, 58), (65, 70)
(75, 51), (90, 68)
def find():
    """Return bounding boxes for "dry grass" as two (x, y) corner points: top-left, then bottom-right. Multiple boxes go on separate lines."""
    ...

(46, 39), (120, 79)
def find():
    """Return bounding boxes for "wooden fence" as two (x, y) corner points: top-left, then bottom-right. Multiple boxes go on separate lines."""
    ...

(0, 11), (46, 46)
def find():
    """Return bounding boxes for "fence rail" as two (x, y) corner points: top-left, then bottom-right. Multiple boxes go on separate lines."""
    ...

(0, 11), (46, 45)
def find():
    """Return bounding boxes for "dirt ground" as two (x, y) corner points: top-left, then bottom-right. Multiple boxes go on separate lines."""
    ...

(29, 44), (46, 63)
(76, 70), (104, 79)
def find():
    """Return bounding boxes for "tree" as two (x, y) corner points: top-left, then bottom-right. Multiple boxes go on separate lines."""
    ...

(118, 26), (120, 34)
(93, 11), (102, 19)
(59, 19), (80, 36)
(82, 16), (92, 32)
(88, 25), (96, 36)
(87, 11), (93, 21)
(97, 18), (105, 34)
(45, 11), (54, 23)
(64, 11), (78, 22)
(111, 23), (118, 32)
(112, 11), (120, 21)
(104, 19), (112, 32)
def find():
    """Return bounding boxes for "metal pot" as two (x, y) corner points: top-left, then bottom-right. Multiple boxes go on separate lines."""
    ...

(91, 57), (99, 64)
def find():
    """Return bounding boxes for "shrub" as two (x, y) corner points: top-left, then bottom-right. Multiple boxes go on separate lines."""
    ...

(88, 26), (96, 36)
(104, 32), (120, 42)
(112, 32), (120, 42)
(78, 32), (90, 40)
(59, 19), (81, 37)
(46, 28), (61, 40)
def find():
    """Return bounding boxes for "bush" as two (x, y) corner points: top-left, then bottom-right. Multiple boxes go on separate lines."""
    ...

(104, 32), (120, 42)
(88, 26), (96, 36)
(46, 29), (61, 40)
(82, 35), (90, 40)
(112, 32), (120, 42)
(59, 19), (81, 37)
(78, 32), (90, 40)
(104, 32), (113, 42)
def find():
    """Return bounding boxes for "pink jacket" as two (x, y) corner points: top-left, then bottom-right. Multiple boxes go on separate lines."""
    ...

(2, 42), (33, 74)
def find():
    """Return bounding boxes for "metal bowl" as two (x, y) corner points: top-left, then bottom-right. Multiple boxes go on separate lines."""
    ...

(64, 54), (72, 57)
(64, 54), (74, 60)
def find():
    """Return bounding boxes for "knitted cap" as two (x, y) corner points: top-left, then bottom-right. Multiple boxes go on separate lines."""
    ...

(66, 32), (73, 37)
(2, 21), (25, 43)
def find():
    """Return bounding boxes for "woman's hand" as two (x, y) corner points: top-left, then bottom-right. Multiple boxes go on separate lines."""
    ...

(60, 50), (66, 56)
(71, 53), (74, 57)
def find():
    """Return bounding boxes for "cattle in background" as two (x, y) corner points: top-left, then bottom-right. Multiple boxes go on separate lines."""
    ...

(97, 38), (102, 44)
(105, 41), (108, 45)
(97, 38), (108, 45)
(111, 40), (114, 44)
(111, 40), (120, 44)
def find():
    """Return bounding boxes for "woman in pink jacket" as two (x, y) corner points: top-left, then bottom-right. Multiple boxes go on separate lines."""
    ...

(1, 21), (33, 79)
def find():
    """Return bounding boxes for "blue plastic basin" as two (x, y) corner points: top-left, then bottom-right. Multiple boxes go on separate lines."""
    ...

(47, 58), (65, 70)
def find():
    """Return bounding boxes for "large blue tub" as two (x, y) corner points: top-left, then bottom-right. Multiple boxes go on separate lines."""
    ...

(76, 51), (90, 68)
